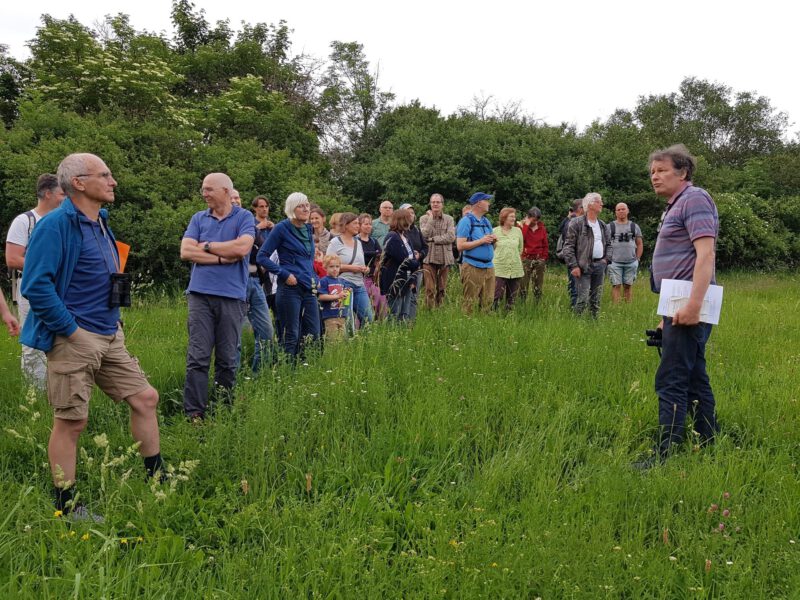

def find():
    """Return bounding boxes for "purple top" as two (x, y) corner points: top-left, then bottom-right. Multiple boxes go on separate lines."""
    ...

(183, 205), (255, 301)
(651, 183), (718, 293)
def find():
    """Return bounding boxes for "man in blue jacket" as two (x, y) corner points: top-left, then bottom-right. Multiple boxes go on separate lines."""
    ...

(21, 153), (162, 519)
(180, 173), (255, 419)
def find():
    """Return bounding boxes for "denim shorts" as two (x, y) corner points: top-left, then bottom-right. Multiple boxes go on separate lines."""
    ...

(608, 261), (638, 285)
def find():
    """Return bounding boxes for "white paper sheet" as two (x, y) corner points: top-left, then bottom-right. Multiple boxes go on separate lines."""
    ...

(657, 279), (724, 325)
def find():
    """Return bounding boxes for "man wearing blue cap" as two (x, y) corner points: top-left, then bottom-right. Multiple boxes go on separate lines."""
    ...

(456, 192), (497, 314)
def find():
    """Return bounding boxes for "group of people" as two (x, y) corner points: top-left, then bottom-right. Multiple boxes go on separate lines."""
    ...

(558, 193), (644, 318)
(1, 143), (719, 518)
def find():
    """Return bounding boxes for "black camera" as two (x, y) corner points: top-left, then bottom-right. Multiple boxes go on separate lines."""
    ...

(109, 272), (132, 307)
(645, 328), (662, 348)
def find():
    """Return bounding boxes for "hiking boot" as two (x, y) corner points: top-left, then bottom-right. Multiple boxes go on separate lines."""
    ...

(631, 455), (662, 472)
(68, 505), (105, 524)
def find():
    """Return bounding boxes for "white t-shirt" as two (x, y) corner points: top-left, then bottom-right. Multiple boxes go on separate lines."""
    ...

(6, 208), (44, 248)
(588, 218), (604, 259)
(326, 236), (366, 287)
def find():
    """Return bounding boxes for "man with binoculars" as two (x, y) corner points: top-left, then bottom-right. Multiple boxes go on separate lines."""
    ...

(21, 153), (162, 520)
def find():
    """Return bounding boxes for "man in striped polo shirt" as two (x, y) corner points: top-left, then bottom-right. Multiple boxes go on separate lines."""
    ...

(640, 144), (719, 467)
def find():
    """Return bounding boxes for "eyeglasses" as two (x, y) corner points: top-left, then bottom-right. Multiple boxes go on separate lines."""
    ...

(76, 172), (113, 180)
(296, 203), (311, 209)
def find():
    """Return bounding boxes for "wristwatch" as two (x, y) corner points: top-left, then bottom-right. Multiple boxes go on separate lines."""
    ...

(203, 242), (211, 253)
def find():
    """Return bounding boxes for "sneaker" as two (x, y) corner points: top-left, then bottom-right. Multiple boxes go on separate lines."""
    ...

(631, 455), (662, 472)
(68, 505), (105, 524)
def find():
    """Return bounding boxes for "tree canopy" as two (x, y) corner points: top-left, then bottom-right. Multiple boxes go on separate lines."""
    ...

(1, 4), (798, 284)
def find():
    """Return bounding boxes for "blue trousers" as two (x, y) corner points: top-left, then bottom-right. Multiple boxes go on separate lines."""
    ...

(350, 284), (374, 329)
(245, 276), (274, 372)
(388, 286), (414, 322)
(655, 318), (717, 456)
(275, 282), (321, 358)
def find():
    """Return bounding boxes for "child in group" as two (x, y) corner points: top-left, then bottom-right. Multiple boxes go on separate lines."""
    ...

(317, 255), (352, 342)
(313, 246), (327, 279)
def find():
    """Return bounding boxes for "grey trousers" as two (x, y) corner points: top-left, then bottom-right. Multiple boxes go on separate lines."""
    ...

(183, 293), (247, 417)
(574, 261), (606, 318)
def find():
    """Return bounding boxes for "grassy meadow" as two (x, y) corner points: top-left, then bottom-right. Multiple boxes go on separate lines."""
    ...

(0, 271), (799, 598)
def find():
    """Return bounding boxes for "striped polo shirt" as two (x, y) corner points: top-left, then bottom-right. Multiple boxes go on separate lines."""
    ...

(651, 182), (718, 293)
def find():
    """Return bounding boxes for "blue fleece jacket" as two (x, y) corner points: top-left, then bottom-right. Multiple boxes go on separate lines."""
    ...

(256, 219), (317, 291)
(20, 197), (117, 352)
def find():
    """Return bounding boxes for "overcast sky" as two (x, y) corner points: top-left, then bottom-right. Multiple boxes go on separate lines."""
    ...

(3, 0), (798, 133)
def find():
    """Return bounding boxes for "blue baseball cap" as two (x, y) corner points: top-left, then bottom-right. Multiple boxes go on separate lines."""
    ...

(468, 192), (493, 205)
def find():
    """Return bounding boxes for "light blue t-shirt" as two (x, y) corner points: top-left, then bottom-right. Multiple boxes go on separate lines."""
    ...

(183, 205), (255, 301)
(456, 213), (494, 269)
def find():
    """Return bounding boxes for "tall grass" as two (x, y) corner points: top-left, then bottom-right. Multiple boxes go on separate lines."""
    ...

(1, 271), (799, 598)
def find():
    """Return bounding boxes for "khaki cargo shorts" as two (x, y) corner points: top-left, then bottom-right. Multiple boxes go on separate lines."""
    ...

(46, 326), (150, 420)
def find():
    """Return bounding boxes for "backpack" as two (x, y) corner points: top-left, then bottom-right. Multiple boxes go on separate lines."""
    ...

(555, 233), (566, 262)
(8, 211), (36, 304)
(555, 218), (571, 263)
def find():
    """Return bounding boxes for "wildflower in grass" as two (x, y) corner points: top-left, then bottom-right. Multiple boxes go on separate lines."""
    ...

(705, 559), (712, 573)
(120, 538), (128, 545)
(718, 523), (725, 531)
(241, 479), (249, 495)
(136, 536), (143, 543)
(69, 530), (76, 537)
(708, 503), (718, 513)
(723, 509), (730, 517)
(669, 556), (677, 562)
(723, 491), (731, 499)
(81, 533), (90, 541)
(93, 433), (109, 449)
(54, 510), (63, 518)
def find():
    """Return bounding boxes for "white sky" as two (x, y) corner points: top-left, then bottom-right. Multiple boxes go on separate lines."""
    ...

(2, 0), (798, 133)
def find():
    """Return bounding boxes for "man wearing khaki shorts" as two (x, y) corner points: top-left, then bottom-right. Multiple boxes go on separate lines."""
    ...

(21, 153), (162, 519)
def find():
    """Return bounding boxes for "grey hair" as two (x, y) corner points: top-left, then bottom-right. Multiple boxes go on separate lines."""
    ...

(57, 153), (95, 196)
(582, 192), (602, 212)
(36, 173), (60, 199)
(284, 192), (309, 219)
(526, 206), (542, 219)
(649, 144), (696, 181)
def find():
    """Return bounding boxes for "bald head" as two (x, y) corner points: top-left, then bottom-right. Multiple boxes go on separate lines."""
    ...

(201, 172), (234, 212)
(615, 202), (629, 222)
(379, 200), (393, 222)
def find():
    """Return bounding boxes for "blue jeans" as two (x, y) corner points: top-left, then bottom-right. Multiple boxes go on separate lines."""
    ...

(275, 282), (321, 358)
(408, 271), (423, 321)
(388, 287), (414, 322)
(246, 276), (274, 372)
(655, 318), (717, 456)
(350, 284), (374, 329)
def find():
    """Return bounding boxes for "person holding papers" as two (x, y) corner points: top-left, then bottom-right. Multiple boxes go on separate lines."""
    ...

(637, 144), (720, 468)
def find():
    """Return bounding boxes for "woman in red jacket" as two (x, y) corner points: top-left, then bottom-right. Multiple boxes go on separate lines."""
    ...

(520, 207), (548, 302)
